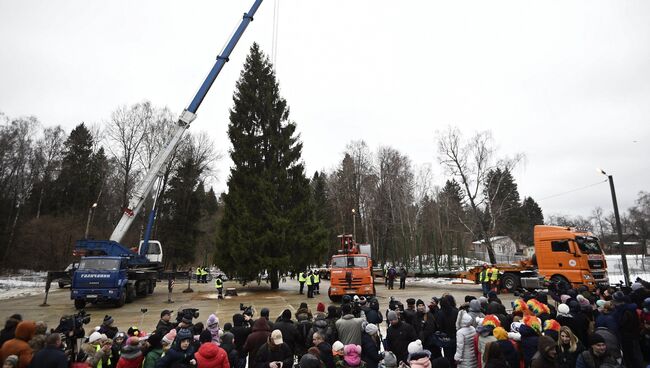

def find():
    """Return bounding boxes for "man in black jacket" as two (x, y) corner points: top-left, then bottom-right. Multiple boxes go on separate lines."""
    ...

(28, 333), (67, 368)
(384, 311), (417, 364)
(273, 310), (301, 356)
(156, 309), (175, 335)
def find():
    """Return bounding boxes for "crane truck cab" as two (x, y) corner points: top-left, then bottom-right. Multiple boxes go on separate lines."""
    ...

(139, 240), (163, 263)
(328, 235), (375, 301)
(533, 225), (608, 289)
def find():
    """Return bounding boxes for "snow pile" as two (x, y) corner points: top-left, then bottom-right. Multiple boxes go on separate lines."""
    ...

(606, 254), (650, 284)
(0, 271), (49, 300)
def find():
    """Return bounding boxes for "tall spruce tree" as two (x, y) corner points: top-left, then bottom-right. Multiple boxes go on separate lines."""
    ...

(484, 168), (521, 236)
(520, 196), (544, 245)
(216, 43), (326, 289)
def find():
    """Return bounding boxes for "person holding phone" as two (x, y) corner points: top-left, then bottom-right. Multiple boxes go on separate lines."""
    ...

(253, 330), (293, 368)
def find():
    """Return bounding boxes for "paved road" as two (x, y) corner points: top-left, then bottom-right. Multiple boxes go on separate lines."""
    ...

(0, 277), (515, 334)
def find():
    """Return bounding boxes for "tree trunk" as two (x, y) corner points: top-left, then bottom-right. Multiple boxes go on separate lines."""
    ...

(269, 269), (280, 290)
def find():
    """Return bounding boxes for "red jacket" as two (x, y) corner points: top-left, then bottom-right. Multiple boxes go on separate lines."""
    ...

(0, 321), (36, 368)
(116, 354), (145, 368)
(195, 342), (230, 368)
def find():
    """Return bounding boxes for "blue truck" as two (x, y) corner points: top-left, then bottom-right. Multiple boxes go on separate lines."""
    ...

(65, 0), (263, 309)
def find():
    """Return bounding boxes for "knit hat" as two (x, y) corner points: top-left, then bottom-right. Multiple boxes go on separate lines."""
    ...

(387, 311), (398, 321)
(560, 295), (571, 304)
(300, 302), (309, 309)
(281, 309), (292, 320)
(523, 315), (542, 334)
(382, 351), (398, 368)
(576, 295), (591, 308)
(406, 298), (416, 306)
(543, 319), (561, 333)
(162, 329), (176, 345)
(526, 299), (550, 316)
(317, 302), (326, 312)
(365, 323), (378, 335)
(612, 291), (625, 302)
(332, 341), (344, 352)
(260, 308), (270, 318)
(88, 331), (105, 344)
(589, 333), (605, 346)
(493, 327), (508, 340)
(103, 315), (114, 326)
(407, 339), (423, 355)
(147, 333), (163, 349)
(299, 353), (322, 368)
(595, 299), (606, 308)
(206, 314), (219, 328)
(176, 328), (193, 341)
(4, 355), (18, 367)
(482, 314), (501, 328)
(126, 336), (140, 346)
(127, 326), (140, 337)
(557, 303), (570, 315)
(343, 344), (362, 367)
(513, 299), (530, 315)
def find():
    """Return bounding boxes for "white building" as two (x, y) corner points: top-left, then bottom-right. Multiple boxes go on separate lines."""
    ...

(471, 236), (526, 264)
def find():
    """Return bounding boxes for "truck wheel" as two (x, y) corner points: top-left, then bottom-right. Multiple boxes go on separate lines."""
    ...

(115, 290), (126, 307)
(550, 275), (569, 287)
(147, 280), (155, 294)
(125, 285), (136, 303)
(58, 282), (66, 289)
(501, 273), (520, 292)
(74, 299), (86, 310)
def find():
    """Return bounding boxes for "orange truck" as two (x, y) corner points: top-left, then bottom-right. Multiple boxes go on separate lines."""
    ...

(460, 225), (609, 291)
(328, 234), (375, 301)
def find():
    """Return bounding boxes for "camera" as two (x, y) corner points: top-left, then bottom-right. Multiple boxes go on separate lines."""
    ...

(240, 303), (253, 314)
(54, 310), (91, 336)
(176, 308), (200, 323)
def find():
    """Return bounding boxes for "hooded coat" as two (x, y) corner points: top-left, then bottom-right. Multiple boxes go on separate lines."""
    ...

(220, 332), (239, 368)
(530, 336), (557, 368)
(0, 321), (36, 368)
(231, 314), (252, 354)
(154, 339), (196, 368)
(385, 320), (417, 364)
(253, 340), (293, 368)
(336, 315), (365, 346)
(519, 324), (540, 368)
(361, 331), (382, 368)
(243, 318), (271, 363)
(454, 312), (477, 368)
(195, 342), (230, 368)
(273, 316), (300, 354)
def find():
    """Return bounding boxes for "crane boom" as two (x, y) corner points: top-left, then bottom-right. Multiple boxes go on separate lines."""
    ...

(110, 0), (263, 243)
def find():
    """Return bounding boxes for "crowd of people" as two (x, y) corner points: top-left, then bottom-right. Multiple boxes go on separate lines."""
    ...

(2, 278), (650, 368)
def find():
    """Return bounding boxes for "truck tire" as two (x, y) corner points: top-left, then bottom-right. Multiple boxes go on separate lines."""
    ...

(550, 274), (569, 287)
(58, 282), (66, 289)
(328, 288), (341, 302)
(125, 285), (136, 303)
(147, 280), (155, 294)
(115, 290), (126, 307)
(74, 299), (86, 310)
(501, 273), (520, 292)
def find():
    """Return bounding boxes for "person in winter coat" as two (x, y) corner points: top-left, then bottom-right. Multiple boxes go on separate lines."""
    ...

(492, 327), (520, 368)
(253, 330), (293, 368)
(155, 310), (175, 336)
(556, 326), (584, 368)
(27, 333), (67, 368)
(360, 324), (381, 368)
(81, 331), (113, 368)
(195, 339), (230, 368)
(406, 340), (431, 368)
(155, 328), (196, 368)
(434, 295), (459, 366)
(384, 311), (417, 364)
(476, 315), (500, 367)
(110, 332), (126, 367)
(483, 342), (508, 368)
(0, 321), (35, 368)
(530, 336), (557, 368)
(243, 318), (271, 367)
(419, 302), (441, 359)
(99, 316), (119, 340)
(379, 351), (397, 368)
(295, 311), (314, 357)
(365, 299), (383, 326)
(456, 299), (483, 329)
(272, 310), (300, 356)
(206, 314), (222, 345)
(336, 344), (365, 368)
(220, 332), (239, 368)
(313, 332), (335, 368)
(575, 333), (619, 368)
(142, 333), (164, 368)
(593, 302), (617, 333)
(454, 312), (477, 368)
(520, 316), (543, 368)
(116, 337), (144, 368)
(231, 314), (251, 368)
(611, 292), (643, 368)
(0, 315), (21, 348)
(566, 301), (590, 348)
(336, 304), (365, 346)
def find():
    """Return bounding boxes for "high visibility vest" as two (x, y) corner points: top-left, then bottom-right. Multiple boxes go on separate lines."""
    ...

(490, 267), (499, 281)
(215, 278), (223, 288)
(314, 274), (320, 283)
(480, 269), (489, 282)
(306, 275), (313, 286)
(298, 272), (306, 282)
(195, 268), (202, 276)
(95, 344), (111, 368)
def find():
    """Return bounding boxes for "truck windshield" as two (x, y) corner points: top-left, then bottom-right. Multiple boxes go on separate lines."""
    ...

(575, 236), (602, 254)
(331, 256), (368, 268)
(78, 259), (120, 271)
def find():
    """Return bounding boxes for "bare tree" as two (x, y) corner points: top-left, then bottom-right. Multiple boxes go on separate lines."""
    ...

(436, 126), (523, 264)
(33, 125), (65, 218)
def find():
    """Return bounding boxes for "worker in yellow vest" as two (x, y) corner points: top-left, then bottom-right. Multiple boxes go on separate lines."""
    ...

(215, 275), (224, 299)
(306, 271), (314, 298)
(489, 264), (499, 293)
(195, 267), (202, 283)
(479, 263), (490, 296)
(298, 271), (306, 294)
(313, 270), (320, 295)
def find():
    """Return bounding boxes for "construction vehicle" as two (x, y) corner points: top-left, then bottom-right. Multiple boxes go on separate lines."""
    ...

(62, 0), (264, 309)
(459, 225), (609, 291)
(328, 234), (375, 301)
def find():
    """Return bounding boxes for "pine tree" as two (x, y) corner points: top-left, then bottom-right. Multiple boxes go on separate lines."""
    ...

(520, 197), (544, 245)
(484, 168), (521, 236)
(217, 43), (326, 289)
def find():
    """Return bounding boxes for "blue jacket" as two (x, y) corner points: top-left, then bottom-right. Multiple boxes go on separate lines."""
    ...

(518, 325), (539, 368)
(28, 346), (68, 368)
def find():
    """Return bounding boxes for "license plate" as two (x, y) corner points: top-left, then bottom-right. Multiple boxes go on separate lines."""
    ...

(86, 294), (97, 298)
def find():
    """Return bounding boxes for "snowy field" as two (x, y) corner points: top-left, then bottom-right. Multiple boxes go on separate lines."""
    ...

(606, 254), (650, 284)
(0, 270), (51, 301)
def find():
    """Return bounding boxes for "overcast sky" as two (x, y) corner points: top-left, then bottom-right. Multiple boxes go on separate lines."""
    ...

(1, 0), (649, 219)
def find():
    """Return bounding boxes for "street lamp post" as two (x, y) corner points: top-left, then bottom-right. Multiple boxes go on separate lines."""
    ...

(599, 169), (631, 286)
(84, 203), (98, 239)
(352, 209), (356, 241)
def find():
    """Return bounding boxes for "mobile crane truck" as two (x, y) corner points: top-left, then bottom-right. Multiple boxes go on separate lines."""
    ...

(328, 234), (375, 301)
(459, 225), (609, 292)
(63, 0), (264, 309)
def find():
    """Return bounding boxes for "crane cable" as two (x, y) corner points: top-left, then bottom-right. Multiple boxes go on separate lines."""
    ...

(271, 0), (280, 67)
(536, 179), (608, 202)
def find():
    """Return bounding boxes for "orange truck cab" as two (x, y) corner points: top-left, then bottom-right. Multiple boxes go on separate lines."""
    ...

(533, 225), (608, 289)
(328, 235), (375, 301)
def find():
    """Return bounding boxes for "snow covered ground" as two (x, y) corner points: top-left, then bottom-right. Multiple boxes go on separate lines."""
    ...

(606, 254), (650, 284)
(0, 271), (51, 301)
